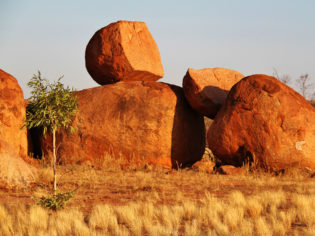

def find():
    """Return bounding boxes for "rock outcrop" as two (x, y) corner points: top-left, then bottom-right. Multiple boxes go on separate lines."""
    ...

(0, 69), (27, 158)
(0, 139), (34, 187)
(207, 74), (315, 170)
(85, 21), (164, 85)
(183, 68), (244, 118)
(41, 81), (205, 168)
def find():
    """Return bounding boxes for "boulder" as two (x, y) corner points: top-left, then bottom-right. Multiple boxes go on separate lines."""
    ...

(85, 20), (164, 85)
(41, 81), (205, 168)
(0, 69), (27, 158)
(0, 139), (34, 188)
(183, 68), (244, 119)
(207, 74), (315, 170)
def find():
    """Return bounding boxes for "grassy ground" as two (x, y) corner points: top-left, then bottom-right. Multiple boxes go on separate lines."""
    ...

(1, 155), (315, 235)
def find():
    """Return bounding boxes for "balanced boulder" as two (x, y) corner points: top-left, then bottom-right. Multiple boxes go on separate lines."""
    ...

(183, 68), (244, 118)
(41, 81), (205, 168)
(85, 20), (164, 85)
(208, 74), (315, 170)
(0, 69), (27, 158)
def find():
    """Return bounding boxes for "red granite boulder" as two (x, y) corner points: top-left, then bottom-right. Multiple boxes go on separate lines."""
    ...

(183, 68), (244, 119)
(208, 74), (315, 170)
(41, 81), (205, 168)
(85, 20), (164, 85)
(0, 69), (27, 158)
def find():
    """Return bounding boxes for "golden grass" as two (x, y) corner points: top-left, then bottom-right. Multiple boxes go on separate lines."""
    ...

(2, 188), (315, 235)
(2, 154), (315, 235)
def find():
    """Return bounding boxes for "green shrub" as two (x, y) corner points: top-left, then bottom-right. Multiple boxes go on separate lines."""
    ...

(36, 191), (75, 211)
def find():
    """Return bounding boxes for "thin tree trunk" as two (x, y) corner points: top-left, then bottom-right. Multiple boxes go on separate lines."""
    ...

(53, 128), (57, 195)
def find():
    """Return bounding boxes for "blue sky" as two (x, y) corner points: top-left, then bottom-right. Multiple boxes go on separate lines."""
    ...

(1, 0), (314, 98)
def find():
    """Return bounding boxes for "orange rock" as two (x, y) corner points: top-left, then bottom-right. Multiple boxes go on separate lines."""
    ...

(217, 165), (244, 175)
(191, 158), (215, 173)
(183, 68), (244, 118)
(85, 20), (164, 85)
(0, 69), (27, 158)
(0, 139), (34, 187)
(41, 81), (205, 168)
(208, 74), (315, 170)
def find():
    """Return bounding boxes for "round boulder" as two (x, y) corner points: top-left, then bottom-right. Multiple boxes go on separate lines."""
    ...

(183, 67), (244, 119)
(85, 20), (164, 85)
(41, 81), (205, 168)
(0, 69), (27, 158)
(208, 74), (315, 170)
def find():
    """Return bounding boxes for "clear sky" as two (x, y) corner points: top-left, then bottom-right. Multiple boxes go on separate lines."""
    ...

(1, 0), (314, 98)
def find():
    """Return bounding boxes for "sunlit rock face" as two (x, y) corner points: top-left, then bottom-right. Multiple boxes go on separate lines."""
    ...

(208, 74), (315, 170)
(183, 67), (244, 119)
(0, 69), (27, 158)
(41, 81), (205, 168)
(85, 20), (164, 85)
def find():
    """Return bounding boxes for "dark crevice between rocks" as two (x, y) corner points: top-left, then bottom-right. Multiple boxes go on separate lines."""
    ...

(169, 85), (206, 169)
(27, 127), (43, 159)
(236, 146), (254, 167)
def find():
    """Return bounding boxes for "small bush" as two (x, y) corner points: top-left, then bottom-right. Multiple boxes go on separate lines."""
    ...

(36, 191), (75, 211)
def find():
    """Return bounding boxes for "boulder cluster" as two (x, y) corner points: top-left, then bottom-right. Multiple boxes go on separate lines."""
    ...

(42, 20), (206, 169)
(1, 20), (315, 185)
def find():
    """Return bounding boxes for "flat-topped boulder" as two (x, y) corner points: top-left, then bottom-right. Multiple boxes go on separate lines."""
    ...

(183, 67), (244, 118)
(0, 69), (27, 158)
(207, 74), (315, 170)
(85, 20), (164, 85)
(41, 81), (205, 168)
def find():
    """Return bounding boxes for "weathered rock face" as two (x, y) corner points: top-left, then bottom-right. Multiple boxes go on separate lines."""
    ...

(207, 74), (315, 170)
(183, 68), (244, 119)
(0, 69), (27, 158)
(41, 81), (205, 168)
(85, 20), (164, 85)
(0, 139), (34, 187)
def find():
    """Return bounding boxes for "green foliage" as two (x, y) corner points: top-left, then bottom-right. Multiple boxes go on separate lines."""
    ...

(23, 70), (78, 136)
(23, 70), (78, 195)
(36, 191), (75, 211)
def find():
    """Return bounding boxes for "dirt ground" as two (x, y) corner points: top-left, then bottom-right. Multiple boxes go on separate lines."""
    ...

(1, 163), (315, 215)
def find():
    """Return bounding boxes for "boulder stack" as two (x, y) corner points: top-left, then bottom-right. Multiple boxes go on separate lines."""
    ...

(85, 20), (164, 85)
(207, 74), (315, 170)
